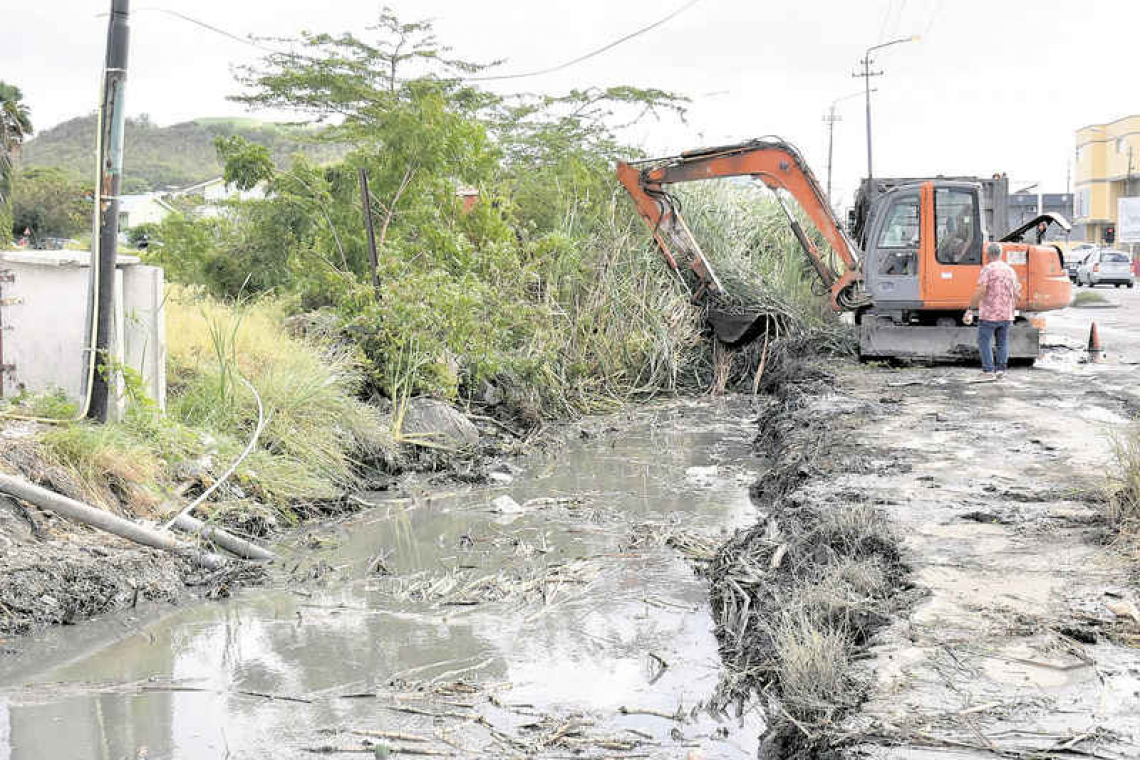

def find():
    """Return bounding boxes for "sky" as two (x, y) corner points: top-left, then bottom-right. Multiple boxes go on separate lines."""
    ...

(4, 0), (1137, 208)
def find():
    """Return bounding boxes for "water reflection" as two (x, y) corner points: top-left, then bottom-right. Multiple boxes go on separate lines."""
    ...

(2, 397), (764, 758)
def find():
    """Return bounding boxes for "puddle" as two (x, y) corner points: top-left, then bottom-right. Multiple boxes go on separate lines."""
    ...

(0, 398), (766, 759)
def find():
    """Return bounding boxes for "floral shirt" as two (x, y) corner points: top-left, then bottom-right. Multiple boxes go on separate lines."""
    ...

(977, 260), (1021, 322)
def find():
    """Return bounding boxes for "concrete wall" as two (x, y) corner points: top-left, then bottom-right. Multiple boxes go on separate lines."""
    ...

(0, 251), (165, 419)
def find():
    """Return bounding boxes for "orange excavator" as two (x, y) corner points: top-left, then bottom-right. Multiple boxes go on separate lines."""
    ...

(617, 138), (1072, 363)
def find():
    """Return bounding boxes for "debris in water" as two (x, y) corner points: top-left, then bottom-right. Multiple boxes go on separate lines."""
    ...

(490, 495), (523, 514)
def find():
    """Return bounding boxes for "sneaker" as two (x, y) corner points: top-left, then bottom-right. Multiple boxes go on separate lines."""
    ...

(995, 371), (1006, 380)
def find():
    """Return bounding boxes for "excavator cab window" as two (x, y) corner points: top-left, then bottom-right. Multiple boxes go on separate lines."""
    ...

(875, 194), (920, 275)
(935, 188), (982, 265)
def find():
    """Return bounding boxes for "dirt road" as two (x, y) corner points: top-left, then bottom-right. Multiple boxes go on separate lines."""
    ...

(821, 299), (1140, 758)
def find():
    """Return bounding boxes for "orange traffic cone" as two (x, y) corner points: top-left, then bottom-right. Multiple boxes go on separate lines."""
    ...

(1087, 322), (1103, 363)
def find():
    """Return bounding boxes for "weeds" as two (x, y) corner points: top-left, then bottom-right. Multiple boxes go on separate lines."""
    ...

(34, 286), (393, 523)
(1072, 290), (1109, 306)
(771, 611), (852, 720)
(1105, 425), (1140, 550)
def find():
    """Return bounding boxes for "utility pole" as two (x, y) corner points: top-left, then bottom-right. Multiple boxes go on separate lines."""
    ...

(358, 168), (382, 300)
(853, 35), (919, 184)
(823, 91), (867, 204)
(89, 0), (130, 422)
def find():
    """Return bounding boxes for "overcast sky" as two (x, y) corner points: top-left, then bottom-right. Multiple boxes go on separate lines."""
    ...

(5, 1), (1137, 207)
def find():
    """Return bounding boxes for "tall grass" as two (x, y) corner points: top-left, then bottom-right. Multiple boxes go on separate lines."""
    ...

(38, 286), (392, 520)
(490, 181), (846, 418)
(1106, 425), (1140, 553)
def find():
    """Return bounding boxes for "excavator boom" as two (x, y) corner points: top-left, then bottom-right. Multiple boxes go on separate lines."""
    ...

(617, 138), (868, 325)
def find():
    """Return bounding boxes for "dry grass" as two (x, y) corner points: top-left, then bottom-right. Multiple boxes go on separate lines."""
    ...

(812, 503), (897, 556)
(1105, 425), (1140, 551)
(771, 611), (851, 719)
(35, 286), (395, 521)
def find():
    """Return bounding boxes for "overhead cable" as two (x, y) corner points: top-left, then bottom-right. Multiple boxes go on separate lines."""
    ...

(466, 0), (703, 82)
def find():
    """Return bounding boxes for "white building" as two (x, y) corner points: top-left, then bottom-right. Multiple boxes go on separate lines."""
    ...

(118, 193), (176, 229)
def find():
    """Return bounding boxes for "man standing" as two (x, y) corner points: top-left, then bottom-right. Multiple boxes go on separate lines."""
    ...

(963, 243), (1021, 380)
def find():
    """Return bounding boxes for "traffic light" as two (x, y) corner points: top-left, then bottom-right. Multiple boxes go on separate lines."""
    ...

(1105, 225), (1116, 244)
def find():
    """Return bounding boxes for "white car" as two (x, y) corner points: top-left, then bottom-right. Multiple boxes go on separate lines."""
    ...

(1076, 249), (1134, 288)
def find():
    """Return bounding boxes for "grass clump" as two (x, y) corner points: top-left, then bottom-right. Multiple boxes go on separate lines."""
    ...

(1072, 290), (1109, 307)
(1105, 425), (1140, 551)
(33, 286), (392, 526)
(771, 611), (852, 720)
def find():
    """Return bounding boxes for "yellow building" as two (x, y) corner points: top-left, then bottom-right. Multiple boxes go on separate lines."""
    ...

(1074, 115), (1140, 246)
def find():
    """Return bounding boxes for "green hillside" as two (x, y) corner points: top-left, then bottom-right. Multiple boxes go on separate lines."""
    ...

(20, 115), (345, 192)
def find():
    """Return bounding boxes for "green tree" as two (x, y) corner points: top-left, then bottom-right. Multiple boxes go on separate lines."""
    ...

(1, 81), (34, 240)
(11, 167), (89, 243)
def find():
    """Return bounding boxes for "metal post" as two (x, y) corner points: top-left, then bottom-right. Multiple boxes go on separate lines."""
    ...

(864, 56), (873, 183)
(853, 36), (918, 189)
(825, 104), (837, 202)
(358, 167), (381, 299)
(89, 0), (130, 422)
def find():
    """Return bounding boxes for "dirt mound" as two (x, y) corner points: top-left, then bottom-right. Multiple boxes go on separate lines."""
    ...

(704, 357), (914, 757)
(0, 497), (188, 638)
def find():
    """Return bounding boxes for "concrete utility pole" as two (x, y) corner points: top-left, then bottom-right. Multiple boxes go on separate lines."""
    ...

(89, 0), (130, 422)
(853, 35), (919, 184)
(823, 91), (867, 204)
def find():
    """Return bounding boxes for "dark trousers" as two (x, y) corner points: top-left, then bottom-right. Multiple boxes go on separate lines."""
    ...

(977, 320), (1011, 372)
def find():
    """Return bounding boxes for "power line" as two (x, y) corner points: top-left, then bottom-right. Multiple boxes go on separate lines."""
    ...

(922, 0), (945, 36)
(892, 0), (908, 39)
(131, 7), (294, 56)
(466, 0), (703, 82)
(877, 0), (895, 43)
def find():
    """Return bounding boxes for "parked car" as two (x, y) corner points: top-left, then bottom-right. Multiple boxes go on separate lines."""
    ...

(1065, 243), (1097, 282)
(1076, 249), (1134, 288)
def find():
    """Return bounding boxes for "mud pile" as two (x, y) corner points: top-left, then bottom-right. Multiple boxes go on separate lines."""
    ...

(704, 358), (915, 758)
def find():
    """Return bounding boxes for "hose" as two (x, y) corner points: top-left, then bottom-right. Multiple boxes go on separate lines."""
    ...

(161, 375), (267, 532)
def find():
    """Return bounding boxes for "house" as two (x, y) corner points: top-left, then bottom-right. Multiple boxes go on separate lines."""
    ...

(171, 177), (268, 203)
(118, 193), (176, 229)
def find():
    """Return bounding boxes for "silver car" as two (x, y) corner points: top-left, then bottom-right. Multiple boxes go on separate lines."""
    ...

(1076, 249), (1134, 288)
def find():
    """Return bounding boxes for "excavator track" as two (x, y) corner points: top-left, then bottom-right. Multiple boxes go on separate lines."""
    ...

(858, 321), (1039, 364)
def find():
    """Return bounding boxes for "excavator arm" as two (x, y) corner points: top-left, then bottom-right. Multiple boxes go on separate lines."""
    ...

(617, 138), (868, 313)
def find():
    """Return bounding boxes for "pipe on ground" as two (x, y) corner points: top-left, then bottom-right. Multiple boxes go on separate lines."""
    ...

(0, 474), (229, 570)
(170, 513), (276, 561)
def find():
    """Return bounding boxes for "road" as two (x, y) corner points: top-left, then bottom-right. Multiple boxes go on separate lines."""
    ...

(1048, 281), (1140, 359)
(825, 289), (1140, 758)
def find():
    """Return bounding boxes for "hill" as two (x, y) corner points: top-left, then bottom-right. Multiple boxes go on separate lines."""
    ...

(20, 115), (345, 192)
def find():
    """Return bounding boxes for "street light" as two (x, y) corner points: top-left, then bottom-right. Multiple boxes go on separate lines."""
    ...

(854, 35), (920, 183)
(823, 90), (868, 204)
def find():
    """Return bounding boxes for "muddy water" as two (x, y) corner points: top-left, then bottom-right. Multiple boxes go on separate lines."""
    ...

(0, 398), (766, 759)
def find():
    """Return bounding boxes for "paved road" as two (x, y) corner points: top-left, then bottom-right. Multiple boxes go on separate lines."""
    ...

(1047, 281), (1140, 360)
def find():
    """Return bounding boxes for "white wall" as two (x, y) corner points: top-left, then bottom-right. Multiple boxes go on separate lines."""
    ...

(0, 251), (166, 419)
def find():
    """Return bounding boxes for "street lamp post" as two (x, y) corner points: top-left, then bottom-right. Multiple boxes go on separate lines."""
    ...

(853, 35), (919, 184)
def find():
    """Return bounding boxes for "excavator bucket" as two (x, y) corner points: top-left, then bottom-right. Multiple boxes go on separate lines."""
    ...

(705, 308), (771, 346)
(858, 321), (1040, 363)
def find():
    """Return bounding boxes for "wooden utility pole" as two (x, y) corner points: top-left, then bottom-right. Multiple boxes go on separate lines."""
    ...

(89, 0), (130, 422)
(359, 168), (382, 298)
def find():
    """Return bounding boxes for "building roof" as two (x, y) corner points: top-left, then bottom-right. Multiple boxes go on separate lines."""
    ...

(118, 194), (176, 214)
(170, 177), (226, 196)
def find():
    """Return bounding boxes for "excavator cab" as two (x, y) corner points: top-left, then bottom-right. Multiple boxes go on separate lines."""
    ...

(862, 182), (986, 315)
